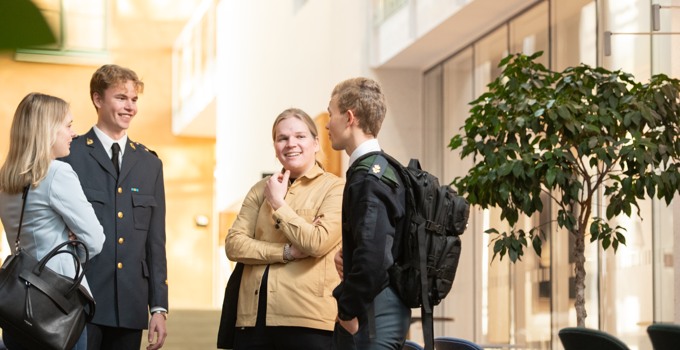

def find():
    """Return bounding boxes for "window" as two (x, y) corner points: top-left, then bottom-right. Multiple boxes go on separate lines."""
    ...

(373, 0), (408, 24)
(15, 0), (108, 65)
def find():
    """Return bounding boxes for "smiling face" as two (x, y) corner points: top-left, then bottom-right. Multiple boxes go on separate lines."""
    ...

(51, 111), (76, 159)
(273, 117), (320, 179)
(94, 80), (138, 140)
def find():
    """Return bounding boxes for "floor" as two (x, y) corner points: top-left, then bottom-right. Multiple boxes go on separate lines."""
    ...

(142, 309), (222, 350)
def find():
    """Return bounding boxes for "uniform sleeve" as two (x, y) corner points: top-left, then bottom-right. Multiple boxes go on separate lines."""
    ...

(224, 179), (286, 264)
(146, 160), (168, 310)
(335, 175), (401, 319)
(272, 176), (344, 257)
(48, 162), (105, 259)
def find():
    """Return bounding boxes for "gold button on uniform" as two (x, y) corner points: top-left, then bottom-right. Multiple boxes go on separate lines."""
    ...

(117, 212), (123, 218)
(117, 187), (122, 194)
(118, 237), (124, 244)
(117, 262), (123, 269)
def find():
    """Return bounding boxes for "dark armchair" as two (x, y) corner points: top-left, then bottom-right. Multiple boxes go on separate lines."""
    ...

(433, 336), (483, 350)
(403, 339), (424, 350)
(558, 327), (629, 350)
(647, 323), (680, 350)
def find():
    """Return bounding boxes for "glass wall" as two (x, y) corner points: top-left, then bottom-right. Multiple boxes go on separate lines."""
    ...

(441, 47), (475, 340)
(423, 0), (678, 349)
(550, 1), (601, 344)
(600, 0), (679, 348)
(472, 25), (511, 347)
(650, 0), (678, 326)
(508, 4), (551, 349)
(423, 65), (444, 179)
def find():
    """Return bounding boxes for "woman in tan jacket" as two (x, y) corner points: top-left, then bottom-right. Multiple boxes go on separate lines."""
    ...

(224, 108), (344, 350)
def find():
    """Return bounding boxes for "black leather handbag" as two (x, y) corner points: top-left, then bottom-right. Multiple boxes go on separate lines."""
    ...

(0, 186), (95, 350)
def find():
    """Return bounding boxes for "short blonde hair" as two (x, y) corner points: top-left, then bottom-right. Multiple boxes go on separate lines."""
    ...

(331, 77), (386, 137)
(0, 93), (69, 194)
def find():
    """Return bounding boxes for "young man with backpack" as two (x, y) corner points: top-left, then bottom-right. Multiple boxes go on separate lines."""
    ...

(327, 77), (411, 349)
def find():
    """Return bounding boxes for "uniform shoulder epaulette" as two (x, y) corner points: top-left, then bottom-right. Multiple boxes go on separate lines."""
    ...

(132, 141), (158, 157)
(353, 154), (399, 189)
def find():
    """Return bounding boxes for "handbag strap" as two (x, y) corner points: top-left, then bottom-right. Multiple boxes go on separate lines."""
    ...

(15, 185), (30, 251)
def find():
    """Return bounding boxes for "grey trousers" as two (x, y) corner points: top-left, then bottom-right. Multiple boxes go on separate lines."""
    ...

(332, 286), (411, 350)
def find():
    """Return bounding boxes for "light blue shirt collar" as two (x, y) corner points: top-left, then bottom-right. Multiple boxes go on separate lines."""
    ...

(349, 139), (381, 167)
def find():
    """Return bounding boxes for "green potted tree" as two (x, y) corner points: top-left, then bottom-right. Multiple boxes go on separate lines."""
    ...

(449, 52), (680, 327)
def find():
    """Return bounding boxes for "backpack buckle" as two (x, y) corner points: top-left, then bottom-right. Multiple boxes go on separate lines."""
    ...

(425, 220), (444, 234)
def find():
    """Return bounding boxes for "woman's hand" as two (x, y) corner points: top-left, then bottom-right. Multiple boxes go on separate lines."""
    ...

(288, 244), (309, 260)
(264, 170), (290, 210)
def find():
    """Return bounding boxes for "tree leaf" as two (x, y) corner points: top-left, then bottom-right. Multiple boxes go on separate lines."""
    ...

(546, 168), (556, 187)
(532, 235), (542, 257)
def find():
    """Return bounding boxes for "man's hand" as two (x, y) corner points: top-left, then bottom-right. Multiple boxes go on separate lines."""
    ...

(334, 248), (343, 279)
(339, 317), (359, 335)
(147, 312), (167, 350)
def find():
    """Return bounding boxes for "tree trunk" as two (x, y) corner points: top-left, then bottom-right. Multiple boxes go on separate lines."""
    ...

(573, 230), (587, 327)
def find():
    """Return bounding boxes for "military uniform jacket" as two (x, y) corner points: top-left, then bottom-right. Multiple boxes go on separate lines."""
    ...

(332, 151), (406, 320)
(63, 128), (168, 330)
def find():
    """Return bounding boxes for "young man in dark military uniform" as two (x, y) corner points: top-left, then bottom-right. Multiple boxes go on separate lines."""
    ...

(326, 77), (411, 349)
(63, 64), (168, 350)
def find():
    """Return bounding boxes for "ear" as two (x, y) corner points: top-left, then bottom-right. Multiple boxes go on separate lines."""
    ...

(346, 110), (357, 127)
(313, 136), (320, 153)
(92, 92), (103, 109)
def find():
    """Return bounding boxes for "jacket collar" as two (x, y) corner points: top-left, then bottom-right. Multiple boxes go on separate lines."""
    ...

(83, 128), (140, 182)
(286, 162), (325, 184)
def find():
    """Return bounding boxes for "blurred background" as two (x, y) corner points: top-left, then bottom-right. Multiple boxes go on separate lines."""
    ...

(0, 0), (679, 349)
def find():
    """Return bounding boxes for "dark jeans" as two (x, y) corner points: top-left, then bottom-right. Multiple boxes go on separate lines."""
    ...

(332, 286), (411, 350)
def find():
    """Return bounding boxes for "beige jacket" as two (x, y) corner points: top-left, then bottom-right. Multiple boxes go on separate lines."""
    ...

(225, 164), (344, 331)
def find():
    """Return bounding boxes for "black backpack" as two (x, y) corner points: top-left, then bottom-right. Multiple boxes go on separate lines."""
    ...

(355, 153), (470, 350)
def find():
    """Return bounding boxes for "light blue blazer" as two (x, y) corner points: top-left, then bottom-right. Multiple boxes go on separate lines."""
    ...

(0, 160), (105, 292)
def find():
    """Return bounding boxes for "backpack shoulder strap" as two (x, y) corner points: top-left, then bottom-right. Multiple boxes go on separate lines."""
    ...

(352, 153), (399, 189)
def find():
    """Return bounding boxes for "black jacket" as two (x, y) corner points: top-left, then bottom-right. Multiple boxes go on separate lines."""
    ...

(332, 151), (406, 320)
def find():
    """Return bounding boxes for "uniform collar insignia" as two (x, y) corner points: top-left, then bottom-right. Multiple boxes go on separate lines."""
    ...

(130, 142), (136, 150)
(86, 138), (94, 145)
(372, 164), (381, 174)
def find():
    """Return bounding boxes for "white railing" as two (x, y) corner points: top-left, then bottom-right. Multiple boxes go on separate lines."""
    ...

(171, 0), (217, 137)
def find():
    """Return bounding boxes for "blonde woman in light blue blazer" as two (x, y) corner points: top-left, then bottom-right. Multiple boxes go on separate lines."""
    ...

(0, 92), (105, 350)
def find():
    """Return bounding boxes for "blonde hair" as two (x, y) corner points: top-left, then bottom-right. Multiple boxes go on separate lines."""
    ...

(271, 108), (324, 169)
(331, 77), (386, 137)
(0, 93), (70, 194)
(271, 108), (319, 140)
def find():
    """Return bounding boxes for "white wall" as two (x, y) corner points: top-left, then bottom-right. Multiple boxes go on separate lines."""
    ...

(214, 0), (424, 210)
(215, 0), (335, 210)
